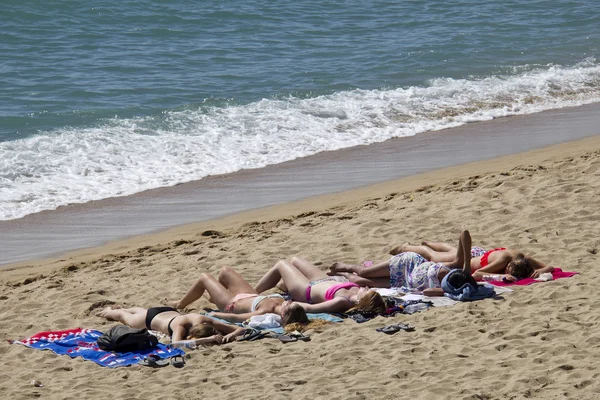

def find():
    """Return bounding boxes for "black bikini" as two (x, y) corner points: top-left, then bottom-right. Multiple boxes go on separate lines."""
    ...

(145, 306), (179, 336)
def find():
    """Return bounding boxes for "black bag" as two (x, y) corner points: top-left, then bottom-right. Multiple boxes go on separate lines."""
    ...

(97, 325), (159, 352)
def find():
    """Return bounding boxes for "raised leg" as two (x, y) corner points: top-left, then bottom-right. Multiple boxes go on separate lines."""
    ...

(290, 257), (328, 280)
(254, 260), (310, 300)
(174, 272), (234, 311)
(218, 266), (257, 295)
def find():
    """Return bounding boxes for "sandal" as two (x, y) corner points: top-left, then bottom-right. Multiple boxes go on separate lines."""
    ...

(237, 328), (269, 342)
(139, 354), (170, 368)
(170, 355), (185, 368)
(376, 323), (415, 335)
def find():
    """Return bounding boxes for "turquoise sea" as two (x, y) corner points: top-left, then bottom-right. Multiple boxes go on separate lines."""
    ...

(1, 0), (599, 220)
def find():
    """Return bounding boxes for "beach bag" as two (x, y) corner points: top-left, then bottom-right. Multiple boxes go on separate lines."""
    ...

(97, 325), (159, 352)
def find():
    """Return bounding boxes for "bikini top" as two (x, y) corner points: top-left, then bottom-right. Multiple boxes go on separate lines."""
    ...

(480, 248), (507, 267)
(324, 282), (360, 301)
(251, 293), (284, 312)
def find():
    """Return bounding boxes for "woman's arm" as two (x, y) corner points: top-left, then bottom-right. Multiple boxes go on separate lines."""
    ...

(296, 297), (351, 313)
(209, 311), (259, 323)
(204, 316), (243, 335)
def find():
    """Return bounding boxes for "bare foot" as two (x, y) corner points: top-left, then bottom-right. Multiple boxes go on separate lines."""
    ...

(329, 262), (358, 275)
(389, 242), (410, 256)
(95, 306), (115, 319)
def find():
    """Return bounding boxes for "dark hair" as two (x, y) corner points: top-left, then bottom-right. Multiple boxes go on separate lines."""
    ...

(507, 254), (533, 279)
(447, 270), (478, 290)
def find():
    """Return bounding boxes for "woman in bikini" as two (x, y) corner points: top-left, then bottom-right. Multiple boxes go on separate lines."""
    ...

(328, 230), (477, 296)
(168, 266), (309, 325)
(96, 306), (246, 345)
(390, 235), (554, 281)
(254, 257), (387, 314)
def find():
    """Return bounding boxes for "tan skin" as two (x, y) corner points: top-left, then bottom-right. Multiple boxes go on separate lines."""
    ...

(168, 266), (293, 324)
(392, 240), (555, 281)
(329, 230), (474, 296)
(96, 307), (245, 345)
(254, 257), (369, 313)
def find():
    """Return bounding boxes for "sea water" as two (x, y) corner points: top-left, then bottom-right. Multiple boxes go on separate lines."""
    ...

(1, 0), (599, 220)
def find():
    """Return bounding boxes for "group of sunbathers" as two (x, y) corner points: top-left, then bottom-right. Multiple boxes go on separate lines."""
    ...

(97, 230), (554, 347)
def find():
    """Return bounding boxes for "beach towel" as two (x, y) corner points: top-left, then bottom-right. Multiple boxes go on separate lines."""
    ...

(489, 268), (578, 287)
(207, 312), (343, 335)
(9, 328), (184, 368)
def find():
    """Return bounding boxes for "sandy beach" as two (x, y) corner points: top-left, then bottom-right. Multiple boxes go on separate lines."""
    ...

(2, 134), (600, 400)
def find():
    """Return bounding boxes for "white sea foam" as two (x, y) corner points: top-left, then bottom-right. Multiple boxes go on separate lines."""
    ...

(1, 60), (599, 220)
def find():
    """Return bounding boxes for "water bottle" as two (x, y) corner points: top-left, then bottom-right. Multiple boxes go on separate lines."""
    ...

(170, 340), (197, 349)
(482, 274), (505, 282)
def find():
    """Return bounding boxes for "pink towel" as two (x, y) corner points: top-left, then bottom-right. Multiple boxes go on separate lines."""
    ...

(490, 268), (578, 286)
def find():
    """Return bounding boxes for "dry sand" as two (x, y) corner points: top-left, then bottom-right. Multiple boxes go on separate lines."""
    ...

(1, 135), (600, 400)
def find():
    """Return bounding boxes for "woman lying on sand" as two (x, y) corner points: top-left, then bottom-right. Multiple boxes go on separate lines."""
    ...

(96, 306), (246, 345)
(254, 257), (387, 314)
(168, 266), (309, 325)
(390, 237), (554, 281)
(329, 230), (478, 296)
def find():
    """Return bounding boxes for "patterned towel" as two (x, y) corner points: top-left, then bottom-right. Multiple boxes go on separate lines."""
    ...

(9, 328), (184, 368)
(489, 268), (579, 287)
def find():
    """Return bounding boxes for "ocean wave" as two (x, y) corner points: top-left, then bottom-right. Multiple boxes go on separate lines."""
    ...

(1, 59), (599, 220)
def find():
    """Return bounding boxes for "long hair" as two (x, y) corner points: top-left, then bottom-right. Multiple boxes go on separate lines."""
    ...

(348, 291), (387, 314)
(187, 323), (217, 339)
(281, 302), (309, 326)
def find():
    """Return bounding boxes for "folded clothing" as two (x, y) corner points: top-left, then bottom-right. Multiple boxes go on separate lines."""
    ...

(444, 283), (495, 302)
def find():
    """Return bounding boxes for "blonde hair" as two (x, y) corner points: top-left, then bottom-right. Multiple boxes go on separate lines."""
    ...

(284, 319), (331, 333)
(281, 302), (309, 326)
(348, 291), (386, 314)
(187, 323), (217, 339)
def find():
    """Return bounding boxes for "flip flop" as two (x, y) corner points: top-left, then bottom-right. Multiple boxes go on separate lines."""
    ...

(139, 354), (170, 368)
(288, 331), (311, 342)
(170, 355), (185, 368)
(275, 334), (298, 343)
(376, 323), (415, 335)
(237, 328), (270, 342)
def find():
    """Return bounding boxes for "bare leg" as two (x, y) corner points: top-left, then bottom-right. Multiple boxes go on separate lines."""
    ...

(422, 241), (456, 252)
(330, 260), (391, 278)
(218, 266), (257, 295)
(173, 272), (234, 310)
(96, 307), (147, 329)
(254, 260), (310, 300)
(438, 231), (472, 280)
(290, 257), (328, 280)
(398, 244), (457, 262)
(336, 272), (391, 288)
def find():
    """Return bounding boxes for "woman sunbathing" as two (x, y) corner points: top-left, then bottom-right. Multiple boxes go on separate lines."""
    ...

(390, 236), (554, 281)
(96, 306), (246, 345)
(329, 230), (477, 296)
(168, 266), (309, 326)
(254, 257), (387, 314)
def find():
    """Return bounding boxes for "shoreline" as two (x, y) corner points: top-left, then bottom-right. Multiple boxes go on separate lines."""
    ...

(3, 133), (599, 278)
(2, 102), (600, 267)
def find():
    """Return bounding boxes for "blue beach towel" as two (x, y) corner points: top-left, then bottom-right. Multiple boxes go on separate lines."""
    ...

(9, 328), (184, 368)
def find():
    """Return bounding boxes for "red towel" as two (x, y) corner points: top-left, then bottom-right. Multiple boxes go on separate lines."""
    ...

(490, 268), (578, 286)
